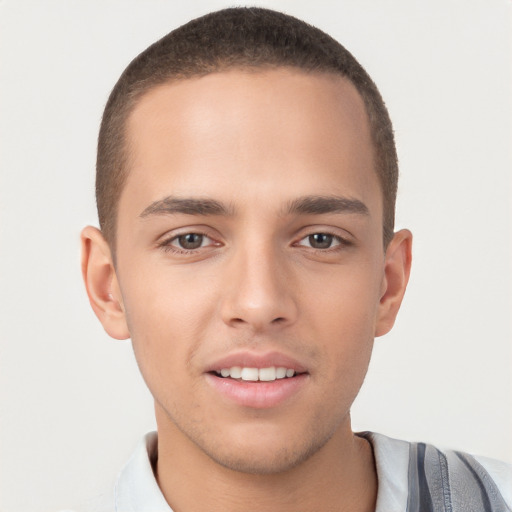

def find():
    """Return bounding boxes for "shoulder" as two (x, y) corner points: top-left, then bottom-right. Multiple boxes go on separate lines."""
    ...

(360, 431), (512, 512)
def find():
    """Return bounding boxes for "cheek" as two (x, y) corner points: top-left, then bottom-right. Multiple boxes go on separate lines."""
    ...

(303, 263), (381, 384)
(306, 261), (382, 331)
(122, 259), (216, 329)
(118, 265), (218, 388)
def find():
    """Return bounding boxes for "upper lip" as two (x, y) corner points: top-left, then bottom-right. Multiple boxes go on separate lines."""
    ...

(205, 351), (308, 374)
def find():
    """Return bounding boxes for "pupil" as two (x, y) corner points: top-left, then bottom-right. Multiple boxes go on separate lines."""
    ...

(309, 233), (332, 249)
(179, 233), (203, 249)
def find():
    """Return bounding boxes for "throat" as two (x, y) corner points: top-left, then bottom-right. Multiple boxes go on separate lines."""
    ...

(154, 411), (377, 512)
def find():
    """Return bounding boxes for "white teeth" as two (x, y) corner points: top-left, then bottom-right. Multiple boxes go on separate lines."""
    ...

(216, 366), (297, 381)
(276, 367), (287, 379)
(241, 368), (259, 381)
(230, 366), (242, 379)
(259, 367), (276, 381)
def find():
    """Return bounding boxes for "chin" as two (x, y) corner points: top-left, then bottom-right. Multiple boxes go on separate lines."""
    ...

(200, 426), (336, 475)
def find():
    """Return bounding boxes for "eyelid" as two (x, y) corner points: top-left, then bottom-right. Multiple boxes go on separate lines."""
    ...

(155, 224), (218, 242)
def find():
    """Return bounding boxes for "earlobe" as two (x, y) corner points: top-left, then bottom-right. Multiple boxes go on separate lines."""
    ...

(80, 226), (130, 340)
(375, 229), (413, 337)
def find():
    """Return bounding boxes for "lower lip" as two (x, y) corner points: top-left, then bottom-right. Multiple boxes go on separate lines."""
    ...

(205, 373), (308, 409)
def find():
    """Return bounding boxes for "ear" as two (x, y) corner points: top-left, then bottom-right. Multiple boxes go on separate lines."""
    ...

(80, 226), (130, 340)
(375, 229), (413, 337)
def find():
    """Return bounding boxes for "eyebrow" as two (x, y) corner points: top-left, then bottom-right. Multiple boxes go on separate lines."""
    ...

(139, 194), (369, 219)
(139, 196), (233, 218)
(285, 195), (369, 216)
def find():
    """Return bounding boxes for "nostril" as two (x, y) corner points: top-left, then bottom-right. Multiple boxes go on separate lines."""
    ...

(272, 317), (285, 324)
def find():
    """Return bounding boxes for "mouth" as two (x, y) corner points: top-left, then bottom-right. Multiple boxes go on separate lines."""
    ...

(211, 366), (301, 382)
(205, 353), (309, 408)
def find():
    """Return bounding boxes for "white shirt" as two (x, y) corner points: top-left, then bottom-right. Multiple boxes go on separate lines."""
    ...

(79, 431), (512, 512)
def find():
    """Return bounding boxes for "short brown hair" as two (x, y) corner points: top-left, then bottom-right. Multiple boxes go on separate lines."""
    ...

(96, 7), (398, 247)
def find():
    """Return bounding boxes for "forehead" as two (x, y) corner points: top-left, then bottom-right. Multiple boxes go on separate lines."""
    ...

(121, 68), (379, 217)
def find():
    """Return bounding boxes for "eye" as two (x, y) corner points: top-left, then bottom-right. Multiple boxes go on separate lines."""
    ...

(174, 233), (207, 250)
(161, 232), (218, 252)
(297, 233), (341, 249)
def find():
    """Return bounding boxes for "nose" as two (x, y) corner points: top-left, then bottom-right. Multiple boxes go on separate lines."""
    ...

(220, 242), (298, 332)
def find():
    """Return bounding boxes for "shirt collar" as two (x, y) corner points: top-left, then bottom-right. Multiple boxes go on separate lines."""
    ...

(358, 431), (410, 512)
(115, 431), (173, 511)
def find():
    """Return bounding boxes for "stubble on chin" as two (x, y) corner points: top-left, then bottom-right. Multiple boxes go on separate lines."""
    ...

(165, 405), (346, 476)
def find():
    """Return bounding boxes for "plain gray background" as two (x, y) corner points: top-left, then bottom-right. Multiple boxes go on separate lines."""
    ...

(1, 1), (511, 511)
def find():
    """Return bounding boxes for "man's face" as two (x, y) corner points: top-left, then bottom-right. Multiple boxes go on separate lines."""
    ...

(114, 69), (389, 473)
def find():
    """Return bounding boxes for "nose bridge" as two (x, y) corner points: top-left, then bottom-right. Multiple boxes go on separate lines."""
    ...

(221, 235), (297, 331)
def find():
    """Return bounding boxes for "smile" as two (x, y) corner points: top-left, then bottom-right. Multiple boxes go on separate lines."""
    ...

(205, 351), (309, 407)
(215, 366), (297, 381)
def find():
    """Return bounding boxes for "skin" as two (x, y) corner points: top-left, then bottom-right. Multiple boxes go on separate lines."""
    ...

(82, 68), (412, 511)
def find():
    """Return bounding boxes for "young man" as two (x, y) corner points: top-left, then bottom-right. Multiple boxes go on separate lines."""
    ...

(80, 7), (511, 512)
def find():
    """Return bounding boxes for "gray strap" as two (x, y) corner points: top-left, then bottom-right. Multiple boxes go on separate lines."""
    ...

(449, 451), (510, 512)
(406, 443), (510, 512)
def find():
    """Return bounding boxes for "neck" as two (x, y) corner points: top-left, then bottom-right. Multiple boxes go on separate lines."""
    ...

(155, 411), (377, 512)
